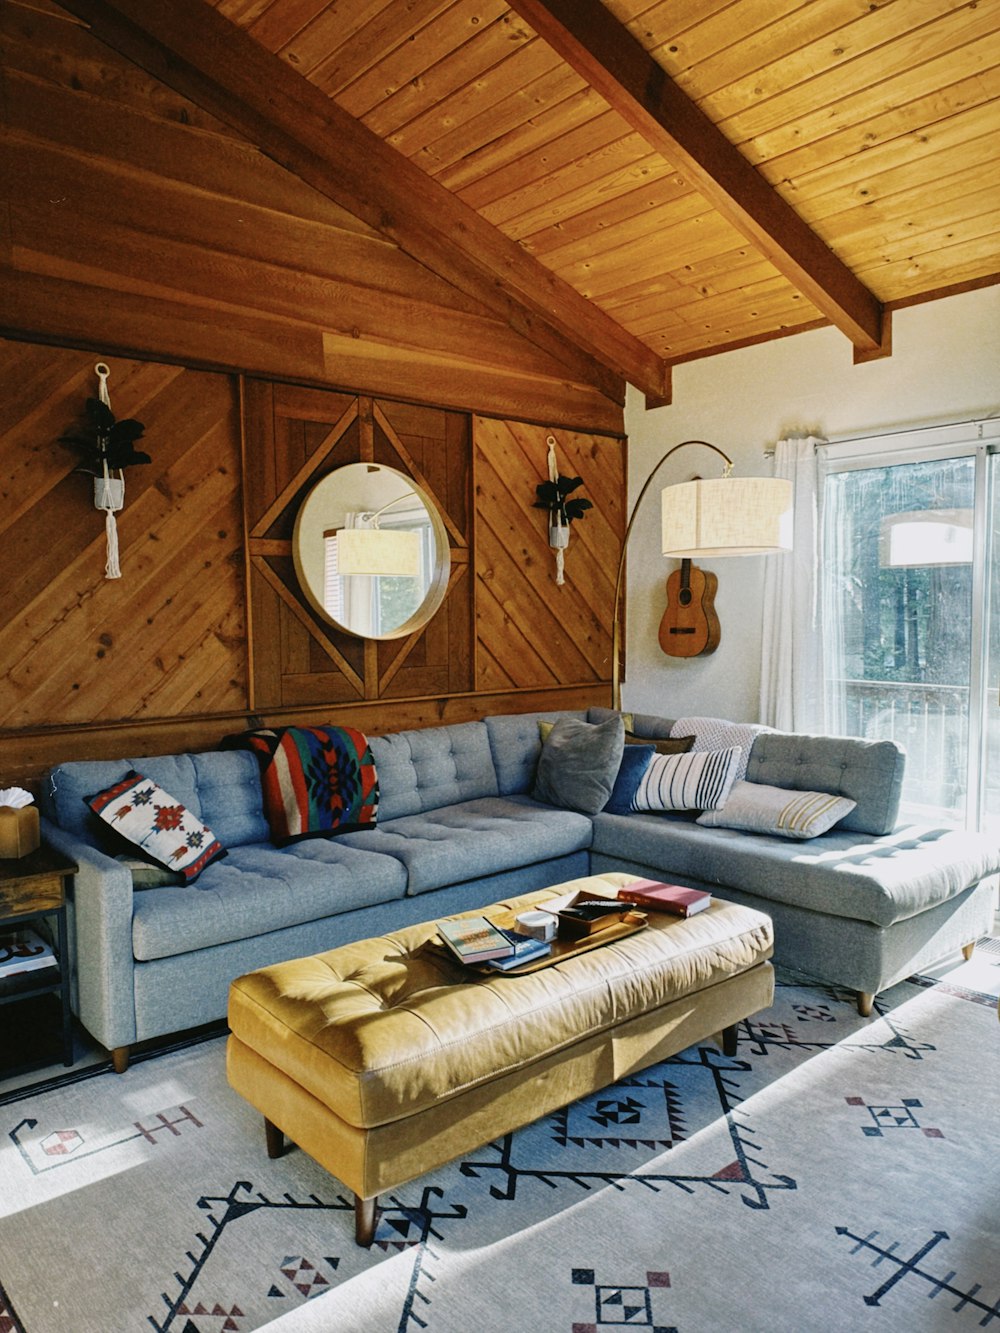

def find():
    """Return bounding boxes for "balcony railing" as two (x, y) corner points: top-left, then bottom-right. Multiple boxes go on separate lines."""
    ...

(831, 678), (969, 820)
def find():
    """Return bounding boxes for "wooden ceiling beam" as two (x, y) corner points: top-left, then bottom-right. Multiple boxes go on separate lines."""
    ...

(506, 0), (886, 353)
(54, 0), (670, 403)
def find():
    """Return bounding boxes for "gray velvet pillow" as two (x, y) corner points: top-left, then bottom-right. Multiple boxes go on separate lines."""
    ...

(533, 715), (625, 815)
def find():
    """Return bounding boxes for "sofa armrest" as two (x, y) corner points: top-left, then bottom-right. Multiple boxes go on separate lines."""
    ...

(41, 818), (137, 1052)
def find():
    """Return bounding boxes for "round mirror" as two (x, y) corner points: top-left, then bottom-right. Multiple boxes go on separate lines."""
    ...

(293, 463), (451, 639)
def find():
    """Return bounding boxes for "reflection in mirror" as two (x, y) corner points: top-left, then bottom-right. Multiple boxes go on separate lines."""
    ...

(293, 463), (450, 639)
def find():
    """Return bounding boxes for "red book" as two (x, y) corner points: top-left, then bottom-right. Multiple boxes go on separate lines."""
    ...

(616, 879), (711, 917)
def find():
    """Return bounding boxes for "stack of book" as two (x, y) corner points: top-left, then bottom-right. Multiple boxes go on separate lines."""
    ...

(436, 916), (552, 969)
(616, 878), (712, 917)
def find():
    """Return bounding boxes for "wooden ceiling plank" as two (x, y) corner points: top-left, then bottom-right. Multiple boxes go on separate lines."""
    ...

(504, 0), (884, 351)
(717, 0), (1000, 149)
(647, 0), (821, 91)
(458, 107), (627, 212)
(746, 44), (1000, 173)
(360, 10), (535, 137)
(56, 0), (660, 399)
(501, 151), (678, 242)
(798, 135), (1000, 236)
(388, 40), (575, 167)
(243, 0), (340, 50)
(528, 187), (704, 269)
(525, 171), (698, 259)
(480, 131), (661, 230)
(571, 216), (756, 304)
(267, 0), (404, 78)
(436, 84), (604, 193)
(785, 114), (1000, 226)
(668, 0), (910, 101)
(308, 0), (456, 95)
(338, 1), (511, 120)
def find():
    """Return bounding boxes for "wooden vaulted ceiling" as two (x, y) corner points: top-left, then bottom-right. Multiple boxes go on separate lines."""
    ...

(37, 1), (1000, 402)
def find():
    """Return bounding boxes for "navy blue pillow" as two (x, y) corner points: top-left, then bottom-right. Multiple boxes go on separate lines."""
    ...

(604, 744), (655, 815)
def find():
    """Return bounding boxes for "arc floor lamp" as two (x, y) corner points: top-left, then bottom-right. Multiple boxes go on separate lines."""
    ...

(611, 440), (793, 710)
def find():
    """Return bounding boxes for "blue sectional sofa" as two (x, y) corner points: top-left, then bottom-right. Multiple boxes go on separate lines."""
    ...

(39, 708), (998, 1070)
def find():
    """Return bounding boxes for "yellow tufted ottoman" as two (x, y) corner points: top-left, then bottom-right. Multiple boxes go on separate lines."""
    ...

(226, 871), (774, 1244)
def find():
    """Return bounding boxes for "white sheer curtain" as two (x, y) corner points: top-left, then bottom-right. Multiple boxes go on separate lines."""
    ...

(758, 437), (826, 732)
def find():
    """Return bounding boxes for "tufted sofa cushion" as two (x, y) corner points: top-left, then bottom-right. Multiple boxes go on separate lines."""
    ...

(368, 721), (499, 821)
(131, 838), (408, 961)
(745, 732), (905, 835)
(337, 795), (593, 895)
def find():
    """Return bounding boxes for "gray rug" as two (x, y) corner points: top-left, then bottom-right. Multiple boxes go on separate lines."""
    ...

(1, 947), (998, 1333)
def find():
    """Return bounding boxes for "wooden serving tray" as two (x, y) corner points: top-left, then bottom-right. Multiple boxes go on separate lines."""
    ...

(477, 910), (648, 975)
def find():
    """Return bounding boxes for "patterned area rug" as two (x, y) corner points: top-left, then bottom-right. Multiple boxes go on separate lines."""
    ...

(0, 948), (997, 1333)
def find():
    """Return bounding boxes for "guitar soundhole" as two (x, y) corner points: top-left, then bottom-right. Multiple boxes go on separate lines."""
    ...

(679, 588), (692, 607)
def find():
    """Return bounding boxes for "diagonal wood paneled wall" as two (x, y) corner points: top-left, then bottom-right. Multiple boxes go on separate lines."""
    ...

(0, 340), (247, 774)
(474, 418), (624, 692)
(0, 339), (624, 792)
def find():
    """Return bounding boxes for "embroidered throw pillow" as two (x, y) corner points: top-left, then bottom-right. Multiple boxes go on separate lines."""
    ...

(631, 746), (742, 813)
(696, 781), (857, 839)
(87, 772), (226, 883)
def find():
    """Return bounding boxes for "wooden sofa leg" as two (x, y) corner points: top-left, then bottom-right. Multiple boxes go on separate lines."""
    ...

(111, 1046), (130, 1074)
(857, 992), (874, 1017)
(264, 1118), (285, 1159)
(720, 1023), (739, 1056)
(355, 1194), (377, 1247)
(962, 941), (976, 961)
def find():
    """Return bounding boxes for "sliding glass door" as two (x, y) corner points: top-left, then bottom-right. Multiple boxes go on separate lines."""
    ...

(821, 425), (999, 832)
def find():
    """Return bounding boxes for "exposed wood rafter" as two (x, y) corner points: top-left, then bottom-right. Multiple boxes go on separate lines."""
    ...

(506, 0), (886, 355)
(55, 0), (670, 402)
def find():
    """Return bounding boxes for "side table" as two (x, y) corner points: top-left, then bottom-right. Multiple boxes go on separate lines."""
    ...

(0, 843), (77, 1072)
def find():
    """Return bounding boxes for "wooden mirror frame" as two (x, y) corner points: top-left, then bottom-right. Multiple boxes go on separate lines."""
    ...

(292, 462), (451, 640)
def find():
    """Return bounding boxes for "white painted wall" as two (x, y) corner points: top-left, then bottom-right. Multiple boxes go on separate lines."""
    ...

(621, 284), (1000, 723)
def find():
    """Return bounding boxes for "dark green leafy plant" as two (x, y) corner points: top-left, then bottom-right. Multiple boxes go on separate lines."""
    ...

(61, 397), (150, 475)
(533, 474), (593, 527)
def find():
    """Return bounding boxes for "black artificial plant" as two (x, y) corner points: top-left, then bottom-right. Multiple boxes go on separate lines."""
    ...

(533, 474), (593, 527)
(61, 397), (150, 475)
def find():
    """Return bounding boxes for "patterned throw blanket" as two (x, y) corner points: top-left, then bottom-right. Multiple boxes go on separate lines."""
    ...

(223, 725), (379, 845)
(669, 716), (772, 783)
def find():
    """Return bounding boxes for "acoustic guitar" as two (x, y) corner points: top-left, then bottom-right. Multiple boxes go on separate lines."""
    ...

(658, 559), (721, 657)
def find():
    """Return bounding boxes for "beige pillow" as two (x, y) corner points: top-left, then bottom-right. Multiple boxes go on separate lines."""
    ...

(697, 781), (856, 839)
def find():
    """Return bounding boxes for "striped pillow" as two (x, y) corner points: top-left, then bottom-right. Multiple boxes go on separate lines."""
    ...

(631, 746), (742, 813)
(696, 781), (856, 838)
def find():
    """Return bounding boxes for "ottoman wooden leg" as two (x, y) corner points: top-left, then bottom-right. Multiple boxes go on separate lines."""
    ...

(962, 941), (976, 961)
(857, 991), (875, 1017)
(720, 1023), (739, 1056)
(264, 1118), (285, 1159)
(355, 1194), (377, 1247)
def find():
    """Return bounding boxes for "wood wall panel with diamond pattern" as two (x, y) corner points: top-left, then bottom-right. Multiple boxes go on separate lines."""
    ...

(243, 379), (475, 712)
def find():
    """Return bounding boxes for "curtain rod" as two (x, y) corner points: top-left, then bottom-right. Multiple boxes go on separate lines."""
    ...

(763, 413), (999, 456)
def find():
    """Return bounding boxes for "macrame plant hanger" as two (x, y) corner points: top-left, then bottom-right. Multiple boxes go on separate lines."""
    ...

(94, 362), (123, 580)
(546, 434), (568, 586)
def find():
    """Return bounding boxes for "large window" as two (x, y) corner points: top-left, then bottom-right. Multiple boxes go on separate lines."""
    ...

(821, 422), (1000, 832)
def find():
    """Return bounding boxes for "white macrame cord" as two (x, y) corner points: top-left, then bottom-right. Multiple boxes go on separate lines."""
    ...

(546, 434), (567, 585)
(95, 362), (123, 579)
